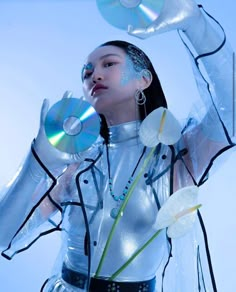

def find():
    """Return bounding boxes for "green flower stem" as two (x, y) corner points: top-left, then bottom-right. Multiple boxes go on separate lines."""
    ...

(95, 147), (156, 278)
(109, 229), (162, 281)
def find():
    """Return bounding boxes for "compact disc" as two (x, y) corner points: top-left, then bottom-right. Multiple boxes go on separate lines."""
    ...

(96, 0), (164, 30)
(45, 98), (100, 154)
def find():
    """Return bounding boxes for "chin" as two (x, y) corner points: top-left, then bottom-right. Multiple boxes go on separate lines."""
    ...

(93, 100), (112, 114)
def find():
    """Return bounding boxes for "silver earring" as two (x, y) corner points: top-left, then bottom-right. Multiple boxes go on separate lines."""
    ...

(135, 89), (146, 105)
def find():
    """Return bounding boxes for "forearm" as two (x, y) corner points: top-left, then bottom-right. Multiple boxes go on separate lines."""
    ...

(183, 8), (234, 136)
(184, 7), (222, 54)
(0, 149), (49, 247)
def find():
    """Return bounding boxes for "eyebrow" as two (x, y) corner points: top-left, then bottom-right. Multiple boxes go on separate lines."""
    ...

(85, 53), (123, 66)
(99, 53), (123, 60)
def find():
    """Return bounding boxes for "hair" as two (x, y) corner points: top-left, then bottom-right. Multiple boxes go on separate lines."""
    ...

(95, 40), (168, 143)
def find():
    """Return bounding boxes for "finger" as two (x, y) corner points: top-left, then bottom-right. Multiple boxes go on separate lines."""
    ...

(40, 98), (49, 125)
(80, 96), (86, 101)
(62, 90), (73, 99)
(127, 25), (148, 39)
(127, 25), (158, 39)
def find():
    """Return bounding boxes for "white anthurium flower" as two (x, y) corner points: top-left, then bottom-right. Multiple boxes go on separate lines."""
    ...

(155, 186), (201, 238)
(139, 107), (182, 147)
(106, 186), (201, 280)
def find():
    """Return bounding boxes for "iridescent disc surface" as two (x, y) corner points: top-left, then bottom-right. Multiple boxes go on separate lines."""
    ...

(96, 0), (164, 30)
(45, 98), (100, 154)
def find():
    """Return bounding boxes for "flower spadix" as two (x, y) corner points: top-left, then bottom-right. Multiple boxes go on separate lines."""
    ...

(155, 186), (201, 238)
(139, 107), (182, 147)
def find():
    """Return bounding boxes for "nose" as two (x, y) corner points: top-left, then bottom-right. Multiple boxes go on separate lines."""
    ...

(92, 68), (103, 83)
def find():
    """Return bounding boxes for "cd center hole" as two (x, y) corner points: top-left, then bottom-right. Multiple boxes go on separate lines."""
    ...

(63, 116), (82, 136)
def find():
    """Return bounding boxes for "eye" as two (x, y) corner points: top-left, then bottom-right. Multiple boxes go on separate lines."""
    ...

(83, 71), (92, 80)
(104, 61), (116, 68)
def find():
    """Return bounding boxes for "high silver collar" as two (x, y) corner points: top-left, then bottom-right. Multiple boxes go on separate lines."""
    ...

(108, 120), (141, 146)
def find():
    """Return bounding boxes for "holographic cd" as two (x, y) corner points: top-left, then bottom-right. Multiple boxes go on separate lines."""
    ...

(45, 98), (100, 154)
(96, 0), (164, 30)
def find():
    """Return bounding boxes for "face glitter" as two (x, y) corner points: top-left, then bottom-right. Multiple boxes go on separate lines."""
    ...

(127, 45), (150, 72)
(120, 55), (140, 86)
(120, 44), (151, 86)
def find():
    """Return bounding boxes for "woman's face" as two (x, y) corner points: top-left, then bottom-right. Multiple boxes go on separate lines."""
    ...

(82, 45), (142, 122)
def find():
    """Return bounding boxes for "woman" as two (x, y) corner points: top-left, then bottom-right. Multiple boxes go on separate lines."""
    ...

(0, 0), (234, 291)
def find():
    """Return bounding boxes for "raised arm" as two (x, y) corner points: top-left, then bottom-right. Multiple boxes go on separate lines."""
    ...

(129, 0), (235, 184)
(0, 94), (83, 250)
(129, 0), (234, 136)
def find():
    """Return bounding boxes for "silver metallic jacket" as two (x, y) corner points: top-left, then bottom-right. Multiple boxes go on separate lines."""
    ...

(0, 8), (235, 292)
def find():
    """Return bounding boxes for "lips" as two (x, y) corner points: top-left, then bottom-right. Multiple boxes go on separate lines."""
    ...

(91, 84), (108, 96)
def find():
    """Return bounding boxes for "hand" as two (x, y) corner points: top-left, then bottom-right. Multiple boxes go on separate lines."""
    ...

(128, 0), (202, 39)
(33, 91), (84, 172)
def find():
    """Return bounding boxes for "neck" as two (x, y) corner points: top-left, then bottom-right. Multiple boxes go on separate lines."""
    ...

(102, 101), (140, 126)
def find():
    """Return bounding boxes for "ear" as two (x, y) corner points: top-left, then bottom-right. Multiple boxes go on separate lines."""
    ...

(138, 69), (153, 90)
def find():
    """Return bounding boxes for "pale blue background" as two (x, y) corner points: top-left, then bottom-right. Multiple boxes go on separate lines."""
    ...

(0, 0), (235, 291)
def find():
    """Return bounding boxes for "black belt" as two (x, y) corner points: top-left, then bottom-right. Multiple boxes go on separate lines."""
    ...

(62, 264), (156, 291)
